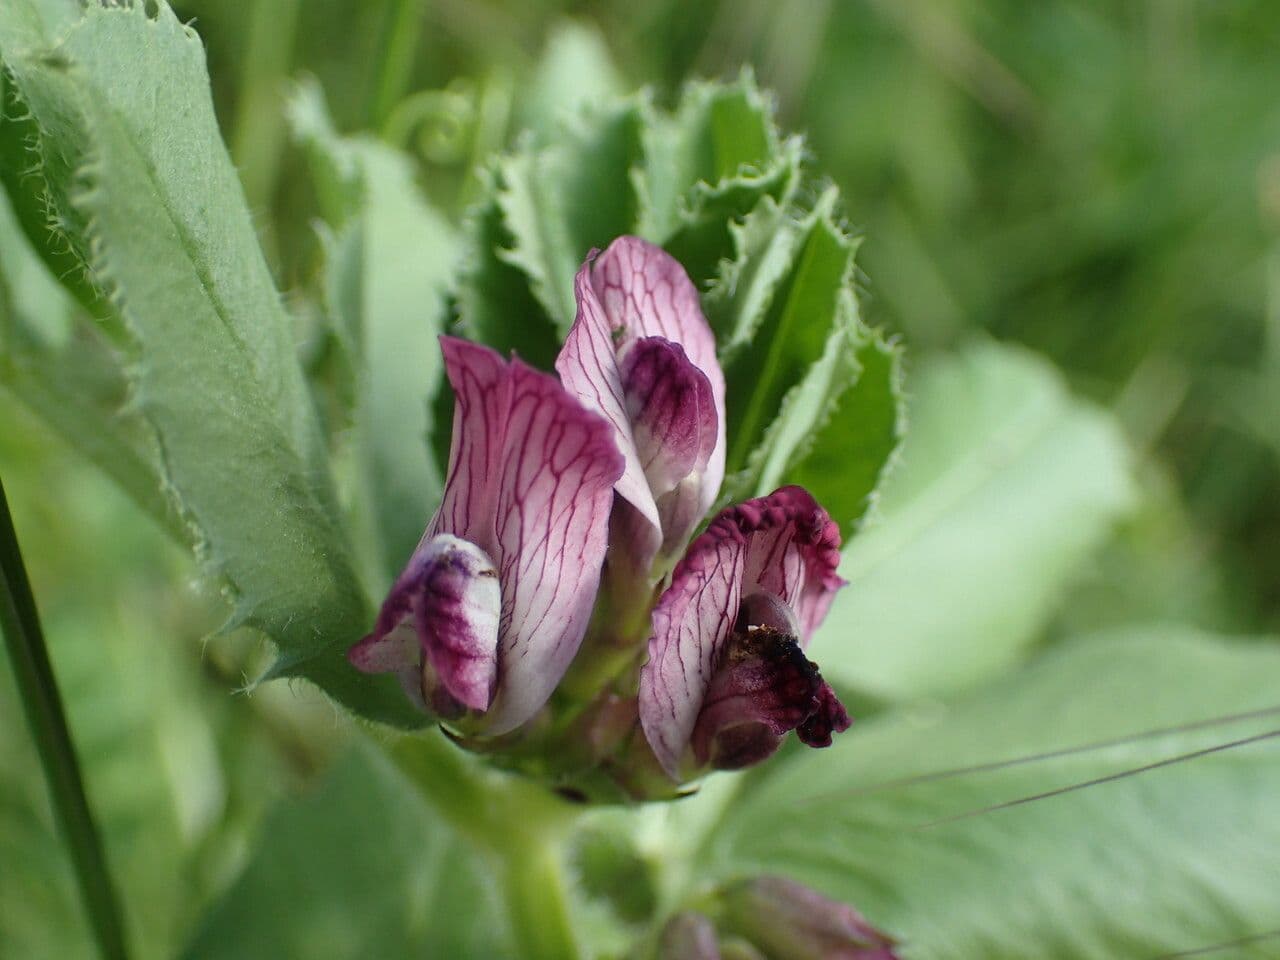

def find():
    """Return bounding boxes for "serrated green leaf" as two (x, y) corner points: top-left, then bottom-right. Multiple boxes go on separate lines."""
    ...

(721, 189), (856, 480)
(701, 195), (800, 347)
(180, 745), (514, 960)
(638, 71), (786, 245)
(788, 329), (905, 534)
(701, 628), (1280, 960)
(454, 181), (562, 370)
(0, 1), (416, 725)
(0, 63), (104, 315)
(292, 83), (453, 585)
(495, 100), (644, 333)
(814, 341), (1135, 699)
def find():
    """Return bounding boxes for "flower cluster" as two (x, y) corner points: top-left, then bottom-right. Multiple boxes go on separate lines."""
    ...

(349, 237), (851, 789)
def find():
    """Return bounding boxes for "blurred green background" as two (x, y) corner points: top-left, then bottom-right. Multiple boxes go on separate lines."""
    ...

(3, 1), (1279, 957)
(191, 0), (1280, 632)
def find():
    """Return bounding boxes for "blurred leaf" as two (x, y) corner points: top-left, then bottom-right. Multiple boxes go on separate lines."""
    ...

(292, 83), (454, 584)
(815, 341), (1134, 698)
(700, 627), (1280, 960)
(519, 20), (626, 142)
(181, 746), (514, 960)
(0, 446), (284, 960)
(0, 186), (171, 533)
(0, 1), (416, 725)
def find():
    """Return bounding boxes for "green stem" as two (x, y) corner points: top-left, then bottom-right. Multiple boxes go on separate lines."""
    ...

(0, 476), (129, 960)
(382, 732), (581, 960)
(500, 830), (582, 960)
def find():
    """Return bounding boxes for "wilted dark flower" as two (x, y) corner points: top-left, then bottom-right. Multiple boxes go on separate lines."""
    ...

(639, 487), (851, 778)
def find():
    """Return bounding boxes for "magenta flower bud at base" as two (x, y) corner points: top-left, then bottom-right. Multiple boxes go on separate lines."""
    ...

(721, 876), (901, 960)
(659, 912), (723, 960)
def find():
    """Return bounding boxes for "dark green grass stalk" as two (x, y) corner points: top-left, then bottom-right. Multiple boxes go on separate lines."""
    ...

(0, 476), (129, 960)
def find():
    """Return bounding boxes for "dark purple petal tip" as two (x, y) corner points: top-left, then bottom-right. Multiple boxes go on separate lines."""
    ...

(347, 534), (501, 713)
(796, 680), (852, 748)
(691, 627), (851, 771)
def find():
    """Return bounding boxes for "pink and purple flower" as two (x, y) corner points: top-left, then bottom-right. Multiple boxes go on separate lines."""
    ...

(349, 235), (851, 780)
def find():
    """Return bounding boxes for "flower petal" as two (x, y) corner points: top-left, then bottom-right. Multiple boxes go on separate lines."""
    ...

(429, 336), (512, 553)
(413, 535), (503, 712)
(619, 335), (719, 562)
(555, 260), (660, 532)
(639, 487), (847, 778)
(485, 358), (626, 733)
(639, 521), (747, 778)
(690, 627), (826, 770)
(349, 534), (501, 713)
(731, 486), (845, 644)
(618, 335), (717, 497)
(591, 236), (727, 517)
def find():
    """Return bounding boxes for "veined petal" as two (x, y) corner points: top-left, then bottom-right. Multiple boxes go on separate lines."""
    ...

(485, 358), (626, 733)
(592, 236), (727, 518)
(556, 261), (661, 531)
(731, 486), (845, 644)
(429, 336), (512, 552)
(414, 536), (502, 711)
(618, 336), (717, 497)
(639, 522), (746, 778)
(348, 534), (501, 712)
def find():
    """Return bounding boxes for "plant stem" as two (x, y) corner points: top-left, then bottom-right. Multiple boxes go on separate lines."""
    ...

(383, 732), (582, 960)
(0, 476), (130, 960)
(500, 829), (582, 960)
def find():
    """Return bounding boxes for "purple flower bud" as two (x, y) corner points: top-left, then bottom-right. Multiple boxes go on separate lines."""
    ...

(721, 876), (900, 960)
(348, 337), (624, 734)
(639, 486), (852, 779)
(659, 912), (723, 960)
(557, 236), (726, 574)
